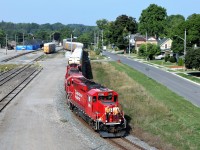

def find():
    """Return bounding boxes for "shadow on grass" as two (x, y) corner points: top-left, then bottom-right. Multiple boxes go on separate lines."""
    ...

(124, 114), (132, 136)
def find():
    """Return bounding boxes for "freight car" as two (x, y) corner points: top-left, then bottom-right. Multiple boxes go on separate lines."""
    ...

(63, 41), (83, 52)
(65, 65), (126, 137)
(44, 43), (56, 54)
(68, 47), (83, 65)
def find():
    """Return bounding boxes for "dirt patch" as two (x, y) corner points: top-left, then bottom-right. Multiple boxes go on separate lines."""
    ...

(168, 66), (184, 69)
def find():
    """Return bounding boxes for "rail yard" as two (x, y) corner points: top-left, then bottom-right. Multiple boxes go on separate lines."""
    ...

(0, 45), (156, 150)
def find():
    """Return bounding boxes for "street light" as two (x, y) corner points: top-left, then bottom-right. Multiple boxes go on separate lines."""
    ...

(175, 29), (187, 69)
(175, 29), (187, 57)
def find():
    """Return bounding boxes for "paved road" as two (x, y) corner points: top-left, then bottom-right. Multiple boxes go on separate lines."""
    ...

(103, 51), (200, 107)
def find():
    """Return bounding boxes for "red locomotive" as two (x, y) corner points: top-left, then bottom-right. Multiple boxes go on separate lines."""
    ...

(65, 64), (126, 137)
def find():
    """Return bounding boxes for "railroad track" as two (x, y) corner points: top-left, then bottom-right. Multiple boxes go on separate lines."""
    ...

(0, 65), (42, 112)
(108, 137), (144, 150)
(1, 50), (39, 62)
(69, 108), (144, 150)
(0, 65), (31, 86)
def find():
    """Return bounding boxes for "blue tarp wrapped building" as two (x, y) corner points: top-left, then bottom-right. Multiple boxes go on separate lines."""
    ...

(16, 39), (42, 50)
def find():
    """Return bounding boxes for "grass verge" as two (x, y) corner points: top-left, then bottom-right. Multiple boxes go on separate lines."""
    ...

(0, 64), (20, 72)
(91, 61), (200, 150)
(176, 73), (200, 84)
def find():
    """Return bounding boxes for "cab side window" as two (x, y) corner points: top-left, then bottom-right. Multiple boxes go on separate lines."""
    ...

(67, 81), (71, 86)
(114, 95), (117, 102)
(93, 96), (97, 102)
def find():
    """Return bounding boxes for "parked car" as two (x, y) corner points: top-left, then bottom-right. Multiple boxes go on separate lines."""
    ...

(155, 54), (165, 60)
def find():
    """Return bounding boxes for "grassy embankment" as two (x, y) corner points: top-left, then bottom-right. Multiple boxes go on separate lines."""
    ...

(91, 61), (200, 150)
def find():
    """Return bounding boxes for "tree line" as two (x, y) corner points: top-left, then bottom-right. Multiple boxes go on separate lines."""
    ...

(0, 22), (97, 48)
(0, 4), (199, 69)
(95, 4), (200, 70)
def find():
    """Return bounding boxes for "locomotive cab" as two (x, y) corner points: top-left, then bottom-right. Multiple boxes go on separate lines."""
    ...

(86, 89), (126, 137)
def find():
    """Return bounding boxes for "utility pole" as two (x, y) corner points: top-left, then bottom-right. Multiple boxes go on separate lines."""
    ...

(23, 33), (24, 46)
(175, 29), (187, 70)
(71, 33), (72, 53)
(102, 30), (103, 50)
(94, 32), (96, 50)
(129, 32), (131, 55)
(184, 29), (186, 56)
(15, 34), (17, 52)
(146, 31), (148, 60)
(97, 31), (99, 50)
(6, 34), (8, 55)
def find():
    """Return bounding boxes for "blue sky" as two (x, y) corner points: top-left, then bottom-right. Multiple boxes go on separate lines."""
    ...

(1, 0), (199, 26)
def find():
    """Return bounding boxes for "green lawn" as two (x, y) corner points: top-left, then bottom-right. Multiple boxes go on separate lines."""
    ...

(177, 73), (200, 84)
(92, 61), (200, 150)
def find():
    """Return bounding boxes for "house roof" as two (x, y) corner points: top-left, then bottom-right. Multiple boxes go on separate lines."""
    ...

(134, 36), (146, 41)
(158, 38), (171, 46)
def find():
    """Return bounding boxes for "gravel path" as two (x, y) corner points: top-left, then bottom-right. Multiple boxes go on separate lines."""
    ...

(0, 53), (116, 150)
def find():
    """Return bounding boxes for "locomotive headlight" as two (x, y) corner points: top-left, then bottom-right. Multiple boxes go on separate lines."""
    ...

(119, 119), (121, 122)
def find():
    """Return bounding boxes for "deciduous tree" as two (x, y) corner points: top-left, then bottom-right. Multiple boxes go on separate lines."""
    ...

(138, 4), (167, 38)
(185, 48), (200, 70)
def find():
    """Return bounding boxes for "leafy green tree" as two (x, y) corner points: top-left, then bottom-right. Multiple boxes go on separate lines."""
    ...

(138, 4), (167, 38)
(0, 29), (5, 47)
(59, 27), (72, 40)
(138, 44), (147, 57)
(185, 48), (200, 70)
(35, 30), (50, 42)
(96, 19), (108, 30)
(77, 32), (93, 48)
(171, 21), (187, 54)
(165, 15), (185, 37)
(53, 32), (61, 41)
(171, 14), (200, 55)
(185, 14), (200, 47)
(138, 43), (160, 60)
(109, 15), (137, 50)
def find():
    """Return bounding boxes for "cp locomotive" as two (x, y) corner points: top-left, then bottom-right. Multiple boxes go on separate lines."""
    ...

(65, 63), (126, 137)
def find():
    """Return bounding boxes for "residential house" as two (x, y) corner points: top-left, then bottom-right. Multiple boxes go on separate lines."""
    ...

(134, 35), (157, 53)
(158, 38), (172, 55)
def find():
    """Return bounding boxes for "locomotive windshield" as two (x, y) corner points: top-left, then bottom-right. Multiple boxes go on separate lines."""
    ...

(98, 95), (112, 101)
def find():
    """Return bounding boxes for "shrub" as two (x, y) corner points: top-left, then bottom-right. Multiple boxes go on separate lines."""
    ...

(169, 56), (176, 63)
(178, 58), (184, 66)
(95, 49), (101, 55)
(164, 55), (170, 62)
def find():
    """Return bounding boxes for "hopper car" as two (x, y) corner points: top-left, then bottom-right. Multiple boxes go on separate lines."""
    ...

(65, 64), (126, 137)
(44, 43), (56, 54)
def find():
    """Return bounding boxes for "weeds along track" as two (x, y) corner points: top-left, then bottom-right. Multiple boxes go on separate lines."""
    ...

(0, 65), (42, 111)
(0, 64), (32, 86)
